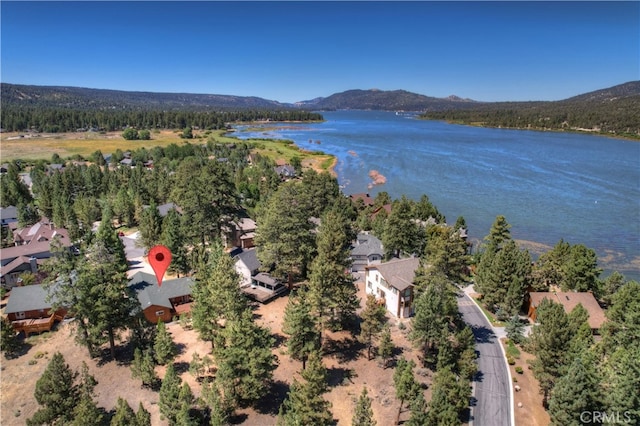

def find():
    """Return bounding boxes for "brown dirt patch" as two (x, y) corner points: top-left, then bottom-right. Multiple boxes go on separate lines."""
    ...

(1, 277), (425, 425)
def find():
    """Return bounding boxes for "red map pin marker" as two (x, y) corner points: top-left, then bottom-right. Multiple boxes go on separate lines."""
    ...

(148, 245), (172, 287)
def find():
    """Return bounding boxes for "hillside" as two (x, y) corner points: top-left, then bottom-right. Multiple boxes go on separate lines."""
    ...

(0, 83), (289, 111)
(419, 81), (640, 137)
(295, 88), (477, 111)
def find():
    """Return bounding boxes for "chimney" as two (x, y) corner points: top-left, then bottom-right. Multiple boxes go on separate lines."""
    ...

(29, 257), (38, 273)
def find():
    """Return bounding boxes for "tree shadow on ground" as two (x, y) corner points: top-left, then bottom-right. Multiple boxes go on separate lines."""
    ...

(253, 379), (290, 415)
(173, 361), (190, 374)
(228, 413), (248, 425)
(326, 366), (358, 388)
(469, 324), (496, 344)
(323, 336), (364, 363)
(175, 342), (187, 356)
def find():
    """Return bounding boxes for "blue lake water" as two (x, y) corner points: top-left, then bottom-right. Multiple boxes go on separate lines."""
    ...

(231, 110), (640, 280)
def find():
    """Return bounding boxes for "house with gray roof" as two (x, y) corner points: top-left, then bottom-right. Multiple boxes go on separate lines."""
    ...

(365, 257), (420, 318)
(4, 282), (67, 336)
(233, 248), (261, 287)
(350, 232), (384, 272)
(128, 271), (194, 323)
(0, 205), (18, 227)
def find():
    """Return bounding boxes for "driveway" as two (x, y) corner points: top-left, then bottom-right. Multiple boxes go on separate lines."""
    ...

(457, 291), (512, 426)
(121, 232), (154, 277)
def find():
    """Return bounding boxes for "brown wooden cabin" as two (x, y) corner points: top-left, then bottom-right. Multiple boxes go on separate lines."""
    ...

(4, 284), (67, 336)
(128, 272), (194, 323)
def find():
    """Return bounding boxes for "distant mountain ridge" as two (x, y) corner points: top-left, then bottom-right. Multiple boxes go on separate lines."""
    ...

(295, 88), (477, 111)
(0, 84), (287, 111)
(1, 80), (639, 115)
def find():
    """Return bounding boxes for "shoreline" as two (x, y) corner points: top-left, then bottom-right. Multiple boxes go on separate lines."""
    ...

(420, 117), (640, 142)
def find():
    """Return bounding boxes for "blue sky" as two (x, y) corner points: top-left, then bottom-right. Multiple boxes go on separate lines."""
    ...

(1, 1), (638, 103)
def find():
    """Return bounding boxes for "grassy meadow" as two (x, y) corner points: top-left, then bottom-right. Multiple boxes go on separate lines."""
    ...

(0, 128), (336, 173)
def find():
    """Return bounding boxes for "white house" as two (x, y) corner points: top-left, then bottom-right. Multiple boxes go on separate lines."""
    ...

(365, 257), (420, 318)
(233, 248), (261, 287)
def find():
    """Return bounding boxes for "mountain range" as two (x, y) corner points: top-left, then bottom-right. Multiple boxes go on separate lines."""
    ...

(2, 81), (638, 112)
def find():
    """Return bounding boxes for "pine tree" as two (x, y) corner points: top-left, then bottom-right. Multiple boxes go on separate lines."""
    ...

(278, 351), (333, 426)
(159, 364), (183, 425)
(201, 378), (230, 426)
(176, 383), (197, 426)
(71, 362), (103, 426)
(214, 310), (277, 406)
(1, 316), (21, 359)
(135, 403), (151, 426)
(426, 366), (467, 425)
(600, 281), (640, 352)
(154, 319), (177, 365)
(161, 208), (189, 276)
(138, 201), (163, 250)
(529, 299), (572, 406)
(604, 346), (640, 421)
(131, 347), (159, 389)
(255, 181), (316, 287)
(282, 290), (320, 369)
(382, 196), (419, 259)
(110, 398), (136, 426)
(359, 295), (388, 360)
(377, 325), (394, 369)
(485, 214), (511, 252)
(410, 278), (457, 365)
(75, 236), (136, 359)
(405, 390), (428, 426)
(475, 239), (531, 317)
(421, 224), (470, 286)
(28, 352), (79, 426)
(505, 314), (525, 345)
(307, 208), (359, 341)
(191, 243), (249, 352)
(393, 357), (420, 424)
(548, 353), (603, 426)
(352, 387), (376, 426)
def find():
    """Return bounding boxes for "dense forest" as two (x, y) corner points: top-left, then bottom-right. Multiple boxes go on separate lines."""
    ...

(0, 107), (324, 133)
(420, 81), (640, 138)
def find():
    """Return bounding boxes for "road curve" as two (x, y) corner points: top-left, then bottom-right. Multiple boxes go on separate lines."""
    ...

(457, 293), (512, 426)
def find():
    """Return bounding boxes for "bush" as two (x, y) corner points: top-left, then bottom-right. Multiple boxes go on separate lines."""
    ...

(507, 355), (516, 365)
(515, 366), (523, 374)
(122, 128), (139, 140)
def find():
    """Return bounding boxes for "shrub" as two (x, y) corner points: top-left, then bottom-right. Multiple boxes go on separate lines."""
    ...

(515, 366), (523, 374)
(507, 355), (516, 365)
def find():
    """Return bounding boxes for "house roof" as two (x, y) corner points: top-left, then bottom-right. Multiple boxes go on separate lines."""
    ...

(366, 257), (420, 291)
(128, 272), (194, 310)
(253, 272), (279, 286)
(529, 291), (606, 329)
(4, 283), (58, 314)
(0, 255), (35, 278)
(158, 202), (182, 217)
(371, 204), (392, 219)
(13, 221), (70, 246)
(275, 165), (296, 176)
(0, 206), (18, 221)
(349, 193), (374, 206)
(351, 232), (383, 257)
(1, 236), (72, 267)
(234, 248), (261, 272)
(237, 218), (256, 232)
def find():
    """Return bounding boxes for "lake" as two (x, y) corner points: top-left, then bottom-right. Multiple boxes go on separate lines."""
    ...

(231, 110), (640, 280)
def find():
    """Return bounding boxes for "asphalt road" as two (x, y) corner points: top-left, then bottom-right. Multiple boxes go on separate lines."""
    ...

(457, 293), (512, 426)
